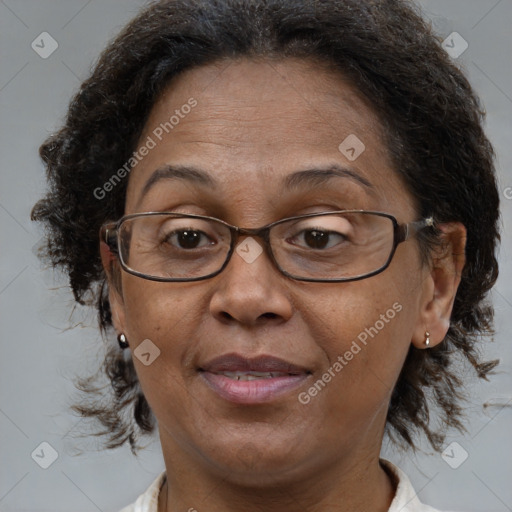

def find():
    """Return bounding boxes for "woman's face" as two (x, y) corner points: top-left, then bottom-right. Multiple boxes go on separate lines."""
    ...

(109, 58), (436, 484)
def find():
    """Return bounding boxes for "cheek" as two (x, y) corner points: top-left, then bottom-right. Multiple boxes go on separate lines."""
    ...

(119, 278), (208, 418)
(296, 271), (418, 423)
(120, 277), (210, 397)
(300, 277), (406, 348)
(122, 278), (202, 341)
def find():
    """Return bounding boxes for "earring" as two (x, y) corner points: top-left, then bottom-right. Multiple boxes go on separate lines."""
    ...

(117, 333), (129, 349)
(424, 331), (430, 347)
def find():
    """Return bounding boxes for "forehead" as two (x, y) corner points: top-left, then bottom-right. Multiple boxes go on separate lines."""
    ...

(125, 58), (411, 215)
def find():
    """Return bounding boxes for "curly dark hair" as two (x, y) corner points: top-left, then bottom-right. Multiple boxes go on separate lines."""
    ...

(31, 0), (500, 455)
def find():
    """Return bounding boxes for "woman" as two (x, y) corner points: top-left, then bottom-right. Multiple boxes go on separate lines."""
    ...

(31, 0), (500, 511)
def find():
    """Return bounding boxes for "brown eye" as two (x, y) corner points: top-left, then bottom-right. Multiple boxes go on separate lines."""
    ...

(290, 229), (347, 250)
(163, 229), (213, 250)
(304, 230), (330, 249)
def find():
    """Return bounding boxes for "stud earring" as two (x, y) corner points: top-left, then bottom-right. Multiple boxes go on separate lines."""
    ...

(117, 333), (129, 349)
(424, 331), (430, 347)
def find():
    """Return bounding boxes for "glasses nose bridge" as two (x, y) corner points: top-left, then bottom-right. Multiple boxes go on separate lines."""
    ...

(233, 224), (272, 243)
(229, 225), (274, 264)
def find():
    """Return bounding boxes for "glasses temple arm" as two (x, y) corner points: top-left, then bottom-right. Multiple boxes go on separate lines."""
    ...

(100, 224), (119, 253)
(400, 216), (435, 241)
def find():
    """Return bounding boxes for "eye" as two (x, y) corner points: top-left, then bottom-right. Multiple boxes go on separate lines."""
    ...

(289, 228), (347, 250)
(163, 228), (215, 250)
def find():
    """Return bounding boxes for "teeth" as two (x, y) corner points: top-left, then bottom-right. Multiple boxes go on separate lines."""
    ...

(216, 371), (289, 381)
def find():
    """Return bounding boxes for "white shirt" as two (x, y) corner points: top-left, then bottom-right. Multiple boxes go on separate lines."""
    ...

(119, 459), (453, 512)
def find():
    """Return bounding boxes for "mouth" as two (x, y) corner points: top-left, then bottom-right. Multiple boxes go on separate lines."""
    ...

(198, 353), (312, 404)
(207, 370), (300, 381)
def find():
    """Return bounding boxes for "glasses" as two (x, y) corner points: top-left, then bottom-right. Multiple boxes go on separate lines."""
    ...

(101, 210), (434, 283)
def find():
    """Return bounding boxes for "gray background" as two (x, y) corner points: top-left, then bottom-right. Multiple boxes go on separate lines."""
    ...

(0, 1), (511, 511)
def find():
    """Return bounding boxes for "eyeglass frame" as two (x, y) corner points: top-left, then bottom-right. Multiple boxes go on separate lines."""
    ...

(101, 210), (434, 283)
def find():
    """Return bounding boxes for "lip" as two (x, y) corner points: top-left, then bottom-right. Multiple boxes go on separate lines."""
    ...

(198, 353), (311, 404)
(200, 353), (310, 374)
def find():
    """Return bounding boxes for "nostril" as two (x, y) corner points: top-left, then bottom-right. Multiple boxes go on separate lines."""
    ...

(262, 312), (277, 319)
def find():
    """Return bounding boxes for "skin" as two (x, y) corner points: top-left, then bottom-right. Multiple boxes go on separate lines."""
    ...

(101, 58), (466, 512)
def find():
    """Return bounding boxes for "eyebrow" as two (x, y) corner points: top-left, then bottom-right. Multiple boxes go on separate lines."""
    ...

(140, 164), (217, 198)
(284, 165), (373, 190)
(139, 163), (372, 200)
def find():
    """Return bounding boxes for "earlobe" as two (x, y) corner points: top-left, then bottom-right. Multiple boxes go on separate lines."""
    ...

(412, 222), (466, 349)
(108, 281), (127, 335)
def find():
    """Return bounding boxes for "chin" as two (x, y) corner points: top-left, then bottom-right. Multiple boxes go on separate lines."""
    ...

(201, 438), (311, 487)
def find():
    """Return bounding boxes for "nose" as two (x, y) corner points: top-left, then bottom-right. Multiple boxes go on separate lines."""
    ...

(208, 236), (293, 327)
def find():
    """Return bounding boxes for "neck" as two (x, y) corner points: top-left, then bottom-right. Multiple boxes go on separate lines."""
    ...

(157, 442), (395, 512)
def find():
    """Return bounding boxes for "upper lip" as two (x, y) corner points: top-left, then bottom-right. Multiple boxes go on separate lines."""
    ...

(199, 353), (311, 374)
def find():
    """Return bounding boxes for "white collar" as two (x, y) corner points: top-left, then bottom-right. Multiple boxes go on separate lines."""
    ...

(120, 459), (448, 512)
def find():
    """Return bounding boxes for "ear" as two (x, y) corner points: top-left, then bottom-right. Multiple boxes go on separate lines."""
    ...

(411, 222), (467, 349)
(100, 240), (127, 335)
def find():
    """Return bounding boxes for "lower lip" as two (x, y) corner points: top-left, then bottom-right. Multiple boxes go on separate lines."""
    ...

(200, 371), (310, 404)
